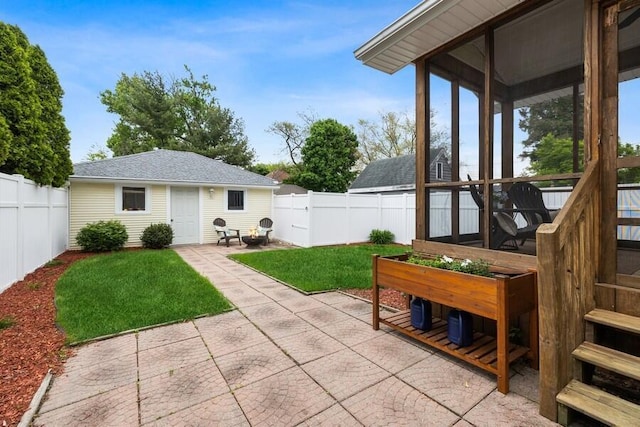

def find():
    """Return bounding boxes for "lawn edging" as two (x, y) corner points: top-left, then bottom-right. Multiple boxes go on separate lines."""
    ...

(65, 307), (238, 347)
(17, 369), (52, 427)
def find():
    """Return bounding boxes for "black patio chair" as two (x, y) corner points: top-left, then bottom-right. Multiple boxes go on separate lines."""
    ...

(213, 218), (241, 247)
(257, 217), (273, 245)
(468, 176), (537, 250)
(507, 182), (557, 226)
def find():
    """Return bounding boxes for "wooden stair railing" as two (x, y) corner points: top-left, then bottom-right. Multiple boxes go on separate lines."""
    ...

(536, 161), (599, 421)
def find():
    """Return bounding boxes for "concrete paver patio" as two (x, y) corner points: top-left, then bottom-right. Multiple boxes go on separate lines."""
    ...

(33, 244), (558, 426)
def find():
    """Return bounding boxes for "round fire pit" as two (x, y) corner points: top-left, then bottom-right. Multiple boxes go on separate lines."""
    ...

(242, 235), (265, 248)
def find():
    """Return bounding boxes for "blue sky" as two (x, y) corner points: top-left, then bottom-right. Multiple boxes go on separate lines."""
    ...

(1, 0), (421, 164)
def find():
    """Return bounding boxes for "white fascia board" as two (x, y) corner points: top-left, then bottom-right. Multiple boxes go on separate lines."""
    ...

(354, 0), (460, 72)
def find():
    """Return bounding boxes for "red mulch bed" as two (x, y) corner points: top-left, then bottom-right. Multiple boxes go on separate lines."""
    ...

(343, 288), (408, 311)
(0, 251), (92, 427)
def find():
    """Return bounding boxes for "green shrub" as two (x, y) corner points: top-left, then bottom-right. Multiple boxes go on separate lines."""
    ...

(369, 229), (394, 245)
(76, 220), (128, 252)
(140, 223), (174, 249)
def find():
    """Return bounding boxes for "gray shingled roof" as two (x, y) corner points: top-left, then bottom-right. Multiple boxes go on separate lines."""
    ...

(72, 149), (277, 187)
(349, 149), (445, 190)
(350, 154), (415, 190)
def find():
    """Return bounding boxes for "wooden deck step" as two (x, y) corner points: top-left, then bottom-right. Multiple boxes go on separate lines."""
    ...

(572, 342), (640, 382)
(584, 308), (640, 335)
(557, 380), (640, 426)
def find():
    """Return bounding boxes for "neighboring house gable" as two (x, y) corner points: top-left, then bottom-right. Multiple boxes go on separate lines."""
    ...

(69, 149), (278, 248)
(349, 149), (452, 194)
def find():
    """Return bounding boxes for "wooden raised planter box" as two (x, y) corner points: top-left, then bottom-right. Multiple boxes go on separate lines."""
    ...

(372, 254), (538, 394)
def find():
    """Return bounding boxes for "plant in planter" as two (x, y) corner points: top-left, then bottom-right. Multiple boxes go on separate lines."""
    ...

(407, 254), (492, 277)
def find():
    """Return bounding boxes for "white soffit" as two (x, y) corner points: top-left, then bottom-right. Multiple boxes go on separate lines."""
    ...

(354, 0), (526, 74)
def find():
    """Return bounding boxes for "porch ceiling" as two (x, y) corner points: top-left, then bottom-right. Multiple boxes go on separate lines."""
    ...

(354, 0), (526, 75)
(356, 0), (640, 104)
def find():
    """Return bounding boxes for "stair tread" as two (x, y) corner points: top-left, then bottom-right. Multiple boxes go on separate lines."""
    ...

(585, 308), (640, 335)
(573, 342), (640, 382)
(557, 380), (640, 426)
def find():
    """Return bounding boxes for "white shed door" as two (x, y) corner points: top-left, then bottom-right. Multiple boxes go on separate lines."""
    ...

(171, 187), (199, 245)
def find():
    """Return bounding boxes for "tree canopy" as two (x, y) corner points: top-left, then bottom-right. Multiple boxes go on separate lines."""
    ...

(0, 23), (72, 186)
(101, 66), (255, 167)
(519, 94), (640, 183)
(294, 119), (359, 192)
(518, 94), (583, 165)
(266, 110), (316, 166)
(356, 110), (449, 169)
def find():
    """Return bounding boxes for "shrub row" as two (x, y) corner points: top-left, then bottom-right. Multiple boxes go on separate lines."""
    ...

(76, 221), (173, 252)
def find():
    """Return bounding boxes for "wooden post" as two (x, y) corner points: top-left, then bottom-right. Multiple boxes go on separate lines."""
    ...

(537, 225), (563, 420)
(415, 59), (429, 241)
(572, 83), (580, 175)
(529, 271), (540, 370)
(372, 254), (380, 330)
(483, 29), (495, 248)
(502, 101), (514, 190)
(452, 80), (460, 243)
(496, 276), (509, 393)
(600, 4), (619, 284)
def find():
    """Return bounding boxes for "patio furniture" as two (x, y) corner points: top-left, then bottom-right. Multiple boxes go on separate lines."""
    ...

(242, 235), (266, 248)
(468, 177), (536, 249)
(507, 182), (560, 245)
(507, 182), (558, 226)
(257, 217), (273, 245)
(213, 218), (241, 247)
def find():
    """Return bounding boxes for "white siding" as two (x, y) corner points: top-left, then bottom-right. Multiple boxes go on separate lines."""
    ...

(69, 182), (167, 249)
(202, 187), (273, 243)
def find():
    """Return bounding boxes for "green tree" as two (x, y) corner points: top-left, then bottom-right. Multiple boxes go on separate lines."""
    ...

(0, 23), (71, 186)
(294, 119), (358, 192)
(618, 142), (640, 184)
(27, 45), (72, 186)
(518, 94), (583, 163)
(247, 161), (298, 176)
(267, 110), (316, 166)
(527, 135), (640, 184)
(101, 66), (255, 167)
(84, 143), (110, 161)
(524, 135), (583, 178)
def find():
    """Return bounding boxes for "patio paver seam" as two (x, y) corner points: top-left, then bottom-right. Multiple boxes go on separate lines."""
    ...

(134, 332), (142, 427)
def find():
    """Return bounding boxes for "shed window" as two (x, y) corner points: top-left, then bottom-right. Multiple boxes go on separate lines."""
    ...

(227, 190), (245, 211)
(122, 187), (146, 211)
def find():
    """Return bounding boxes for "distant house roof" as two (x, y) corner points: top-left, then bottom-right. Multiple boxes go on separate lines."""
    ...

(274, 184), (307, 195)
(71, 149), (278, 188)
(349, 149), (447, 193)
(267, 170), (290, 183)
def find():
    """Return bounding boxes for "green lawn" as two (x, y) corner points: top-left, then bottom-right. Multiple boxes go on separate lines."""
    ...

(229, 244), (409, 292)
(55, 249), (231, 343)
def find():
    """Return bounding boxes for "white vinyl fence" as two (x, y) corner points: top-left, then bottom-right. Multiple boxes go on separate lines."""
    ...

(273, 191), (480, 247)
(0, 173), (68, 292)
(273, 187), (640, 248)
